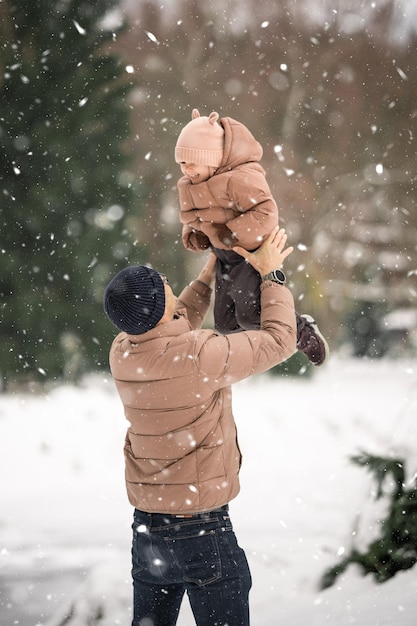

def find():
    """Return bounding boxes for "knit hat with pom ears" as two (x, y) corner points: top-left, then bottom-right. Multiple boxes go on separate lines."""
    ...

(175, 108), (225, 168)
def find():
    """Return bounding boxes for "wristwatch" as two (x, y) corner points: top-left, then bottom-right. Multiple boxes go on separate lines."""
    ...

(262, 269), (286, 284)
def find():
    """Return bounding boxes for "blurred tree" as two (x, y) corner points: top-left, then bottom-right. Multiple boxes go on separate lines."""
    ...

(343, 300), (389, 358)
(0, 0), (139, 387)
(320, 453), (417, 588)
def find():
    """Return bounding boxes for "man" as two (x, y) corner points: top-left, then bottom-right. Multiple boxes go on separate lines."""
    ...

(103, 227), (296, 626)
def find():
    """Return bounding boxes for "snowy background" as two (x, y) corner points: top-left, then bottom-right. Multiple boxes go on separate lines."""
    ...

(1, 356), (417, 625)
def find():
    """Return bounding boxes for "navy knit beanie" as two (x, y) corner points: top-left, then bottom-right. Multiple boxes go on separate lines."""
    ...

(103, 266), (165, 335)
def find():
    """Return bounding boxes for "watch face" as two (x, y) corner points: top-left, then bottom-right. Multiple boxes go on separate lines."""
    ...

(263, 269), (286, 284)
(272, 270), (286, 283)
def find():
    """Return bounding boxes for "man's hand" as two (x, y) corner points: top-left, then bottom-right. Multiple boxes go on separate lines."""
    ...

(233, 227), (293, 277)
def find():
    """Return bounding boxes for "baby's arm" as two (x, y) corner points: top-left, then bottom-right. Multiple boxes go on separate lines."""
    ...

(226, 168), (279, 250)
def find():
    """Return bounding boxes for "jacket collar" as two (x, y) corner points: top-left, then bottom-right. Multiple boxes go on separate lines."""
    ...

(124, 313), (190, 345)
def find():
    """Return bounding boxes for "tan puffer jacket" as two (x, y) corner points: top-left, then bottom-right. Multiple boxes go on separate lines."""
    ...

(109, 278), (296, 514)
(177, 116), (279, 252)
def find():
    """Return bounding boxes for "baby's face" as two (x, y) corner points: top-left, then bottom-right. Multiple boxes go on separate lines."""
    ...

(179, 162), (212, 184)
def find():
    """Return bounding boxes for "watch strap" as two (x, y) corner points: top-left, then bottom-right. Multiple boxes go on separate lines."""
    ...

(262, 269), (286, 284)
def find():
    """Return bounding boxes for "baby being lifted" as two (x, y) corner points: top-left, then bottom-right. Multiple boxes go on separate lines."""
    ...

(175, 108), (329, 366)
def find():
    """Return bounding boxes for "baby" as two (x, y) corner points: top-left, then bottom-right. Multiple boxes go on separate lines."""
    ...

(175, 109), (328, 366)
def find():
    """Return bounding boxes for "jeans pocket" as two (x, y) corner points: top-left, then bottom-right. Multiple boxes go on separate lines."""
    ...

(165, 529), (222, 586)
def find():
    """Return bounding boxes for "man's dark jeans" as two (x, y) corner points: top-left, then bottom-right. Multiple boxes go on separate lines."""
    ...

(131, 507), (252, 625)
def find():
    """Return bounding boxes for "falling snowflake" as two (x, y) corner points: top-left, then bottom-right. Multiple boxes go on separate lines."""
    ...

(145, 31), (159, 44)
(73, 20), (86, 35)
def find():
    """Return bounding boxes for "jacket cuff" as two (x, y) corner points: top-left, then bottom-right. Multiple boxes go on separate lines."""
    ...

(192, 279), (213, 296)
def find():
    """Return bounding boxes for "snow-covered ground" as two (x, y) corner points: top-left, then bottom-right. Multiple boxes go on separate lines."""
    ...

(1, 356), (417, 625)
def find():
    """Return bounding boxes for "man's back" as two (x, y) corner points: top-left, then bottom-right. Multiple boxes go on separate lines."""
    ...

(110, 316), (241, 514)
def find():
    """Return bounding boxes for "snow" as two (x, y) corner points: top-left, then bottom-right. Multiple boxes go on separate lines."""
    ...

(1, 357), (417, 625)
